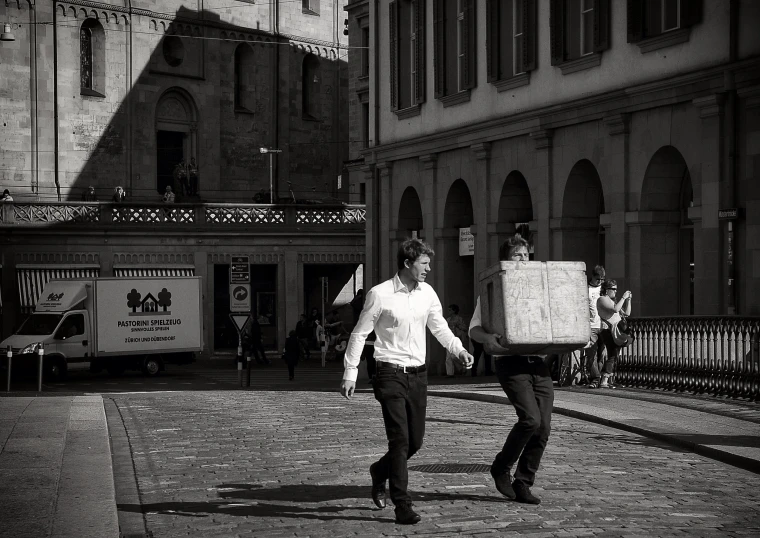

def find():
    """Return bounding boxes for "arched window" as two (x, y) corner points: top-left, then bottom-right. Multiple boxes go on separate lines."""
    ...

(234, 44), (255, 112)
(80, 19), (105, 97)
(302, 54), (321, 120)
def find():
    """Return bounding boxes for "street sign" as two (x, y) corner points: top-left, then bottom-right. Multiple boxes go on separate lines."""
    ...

(230, 283), (251, 312)
(229, 313), (250, 334)
(719, 208), (739, 220)
(230, 256), (250, 284)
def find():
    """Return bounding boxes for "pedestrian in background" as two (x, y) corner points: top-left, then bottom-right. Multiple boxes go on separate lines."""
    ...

(112, 186), (126, 203)
(596, 280), (632, 389)
(340, 238), (473, 525)
(82, 185), (97, 201)
(314, 319), (327, 364)
(162, 185), (175, 204)
(248, 317), (269, 365)
(584, 265), (606, 388)
(444, 304), (469, 377)
(361, 330), (377, 384)
(350, 288), (365, 325)
(0, 189), (12, 202)
(296, 314), (312, 361)
(283, 330), (301, 381)
(470, 233), (552, 505)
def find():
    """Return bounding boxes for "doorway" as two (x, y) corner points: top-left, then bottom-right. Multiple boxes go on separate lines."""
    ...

(156, 130), (185, 195)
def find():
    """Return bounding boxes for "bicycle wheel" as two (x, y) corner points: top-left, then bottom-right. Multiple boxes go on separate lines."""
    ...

(557, 352), (574, 387)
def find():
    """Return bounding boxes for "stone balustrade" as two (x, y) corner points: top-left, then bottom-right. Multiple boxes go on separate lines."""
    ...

(618, 316), (760, 401)
(0, 202), (366, 228)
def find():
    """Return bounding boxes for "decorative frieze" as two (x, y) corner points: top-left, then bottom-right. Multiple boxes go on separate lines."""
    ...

(113, 253), (194, 265)
(297, 252), (364, 263)
(210, 253), (284, 264)
(16, 252), (100, 264)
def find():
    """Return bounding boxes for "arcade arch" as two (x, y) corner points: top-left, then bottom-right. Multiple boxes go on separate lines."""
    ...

(442, 179), (475, 325)
(397, 187), (424, 239)
(497, 171), (534, 258)
(560, 160), (605, 273)
(155, 88), (198, 195)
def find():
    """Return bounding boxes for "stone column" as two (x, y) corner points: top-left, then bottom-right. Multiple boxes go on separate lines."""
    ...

(602, 113), (630, 287)
(193, 250), (210, 356)
(377, 162), (393, 282)
(693, 95), (725, 314)
(284, 250), (299, 343)
(737, 86), (760, 313)
(361, 164), (378, 290)
(469, 143), (491, 293)
(529, 129), (553, 261)
(419, 154), (438, 289)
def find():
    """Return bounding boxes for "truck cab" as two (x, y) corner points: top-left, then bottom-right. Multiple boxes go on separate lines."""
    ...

(2, 281), (93, 379)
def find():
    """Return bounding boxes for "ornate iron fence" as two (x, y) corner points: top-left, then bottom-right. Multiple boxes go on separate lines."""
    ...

(0, 202), (366, 228)
(618, 317), (760, 400)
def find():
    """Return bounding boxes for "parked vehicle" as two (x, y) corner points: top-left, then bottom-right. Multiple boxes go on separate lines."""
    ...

(1, 277), (203, 379)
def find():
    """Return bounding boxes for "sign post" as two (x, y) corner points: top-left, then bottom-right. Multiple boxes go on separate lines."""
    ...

(229, 283), (251, 313)
(230, 256), (250, 284)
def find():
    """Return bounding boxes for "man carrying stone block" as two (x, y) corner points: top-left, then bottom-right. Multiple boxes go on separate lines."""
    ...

(469, 233), (553, 505)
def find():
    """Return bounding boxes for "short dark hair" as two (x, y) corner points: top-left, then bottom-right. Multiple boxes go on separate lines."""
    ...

(448, 304), (459, 314)
(499, 234), (529, 261)
(601, 279), (617, 293)
(593, 265), (606, 279)
(397, 238), (435, 271)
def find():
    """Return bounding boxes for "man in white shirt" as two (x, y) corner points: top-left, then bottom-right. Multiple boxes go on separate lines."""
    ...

(469, 234), (552, 506)
(340, 238), (473, 525)
(585, 265), (605, 387)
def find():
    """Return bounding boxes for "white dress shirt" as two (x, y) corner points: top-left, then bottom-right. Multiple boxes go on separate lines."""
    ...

(343, 274), (466, 382)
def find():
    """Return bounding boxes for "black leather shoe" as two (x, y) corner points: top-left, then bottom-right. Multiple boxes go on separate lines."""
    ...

(369, 463), (386, 509)
(513, 482), (541, 504)
(490, 468), (516, 500)
(394, 502), (421, 524)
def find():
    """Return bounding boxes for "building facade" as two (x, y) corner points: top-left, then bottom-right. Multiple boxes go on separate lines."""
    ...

(0, 0), (364, 352)
(345, 0), (760, 363)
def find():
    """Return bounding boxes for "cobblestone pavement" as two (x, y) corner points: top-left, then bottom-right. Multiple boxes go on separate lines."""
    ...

(110, 391), (760, 537)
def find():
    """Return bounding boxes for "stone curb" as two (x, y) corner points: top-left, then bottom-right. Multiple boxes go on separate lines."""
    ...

(428, 390), (760, 476)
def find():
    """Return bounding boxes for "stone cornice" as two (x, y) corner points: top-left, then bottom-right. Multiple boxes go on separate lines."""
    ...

(693, 94), (725, 119)
(376, 162), (393, 177)
(604, 113), (630, 136)
(419, 154), (437, 170)
(530, 129), (553, 150)
(470, 142), (491, 160)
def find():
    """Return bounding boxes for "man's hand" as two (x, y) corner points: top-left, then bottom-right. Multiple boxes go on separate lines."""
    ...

(340, 380), (356, 400)
(483, 333), (511, 356)
(457, 350), (474, 370)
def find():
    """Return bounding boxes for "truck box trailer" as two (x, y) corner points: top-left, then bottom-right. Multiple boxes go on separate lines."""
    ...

(1, 277), (203, 379)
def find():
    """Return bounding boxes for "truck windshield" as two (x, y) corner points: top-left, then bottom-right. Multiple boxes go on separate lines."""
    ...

(16, 314), (64, 335)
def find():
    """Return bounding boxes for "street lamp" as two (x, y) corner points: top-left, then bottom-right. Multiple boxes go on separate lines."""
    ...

(259, 147), (282, 204)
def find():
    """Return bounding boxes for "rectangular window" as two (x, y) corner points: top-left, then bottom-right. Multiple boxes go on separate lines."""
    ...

(629, 0), (699, 45)
(512, 0), (525, 75)
(434, 0), (476, 98)
(360, 26), (370, 77)
(360, 182), (366, 204)
(550, 0), (610, 66)
(457, 1), (465, 91)
(645, 0), (680, 36)
(488, 0), (536, 84)
(390, 0), (426, 111)
(302, 0), (319, 15)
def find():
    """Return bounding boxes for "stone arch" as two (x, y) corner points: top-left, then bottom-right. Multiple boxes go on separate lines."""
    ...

(80, 18), (106, 96)
(442, 178), (475, 334)
(497, 170), (534, 257)
(559, 159), (605, 274)
(154, 88), (199, 196)
(639, 146), (693, 315)
(397, 187), (423, 238)
(302, 54), (321, 120)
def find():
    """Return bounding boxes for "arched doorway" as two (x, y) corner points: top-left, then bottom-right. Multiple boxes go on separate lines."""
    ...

(561, 160), (605, 272)
(640, 146), (693, 315)
(498, 171), (534, 259)
(398, 187), (424, 239)
(155, 88), (198, 195)
(442, 179), (475, 324)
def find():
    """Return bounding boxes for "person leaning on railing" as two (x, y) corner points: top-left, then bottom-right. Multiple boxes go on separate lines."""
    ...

(594, 279), (632, 389)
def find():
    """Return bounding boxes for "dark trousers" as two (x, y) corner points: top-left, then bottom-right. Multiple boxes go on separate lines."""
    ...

(599, 329), (619, 374)
(287, 363), (295, 379)
(585, 328), (603, 383)
(362, 346), (376, 378)
(493, 356), (554, 488)
(298, 338), (311, 360)
(372, 365), (427, 505)
(472, 341), (493, 376)
(250, 338), (267, 364)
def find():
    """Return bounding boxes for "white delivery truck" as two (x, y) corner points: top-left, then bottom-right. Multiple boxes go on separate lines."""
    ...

(1, 277), (203, 379)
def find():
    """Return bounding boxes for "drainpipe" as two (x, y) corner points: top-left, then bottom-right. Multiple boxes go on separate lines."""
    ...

(29, 2), (38, 196)
(53, 1), (60, 201)
(724, 0), (738, 314)
(127, 1), (133, 196)
(273, 0), (280, 200)
(372, 0), (381, 286)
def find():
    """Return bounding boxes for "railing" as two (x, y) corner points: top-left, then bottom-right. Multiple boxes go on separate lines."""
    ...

(0, 202), (366, 228)
(618, 317), (760, 401)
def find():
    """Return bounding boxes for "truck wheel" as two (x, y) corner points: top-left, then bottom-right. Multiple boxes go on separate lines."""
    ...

(142, 357), (162, 377)
(45, 358), (68, 382)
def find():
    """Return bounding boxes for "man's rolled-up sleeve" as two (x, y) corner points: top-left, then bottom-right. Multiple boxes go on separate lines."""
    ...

(343, 289), (380, 382)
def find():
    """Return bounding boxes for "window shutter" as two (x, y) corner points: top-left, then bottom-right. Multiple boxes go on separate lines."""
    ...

(414, 0), (426, 104)
(462, 0), (477, 89)
(389, 1), (398, 111)
(627, 0), (644, 43)
(549, 0), (564, 65)
(523, 0), (538, 72)
(433, 0), (446, 98)
(486, 0), (499, 82)
(681, 0), (703, 28)
(593, 0), (610, 52)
